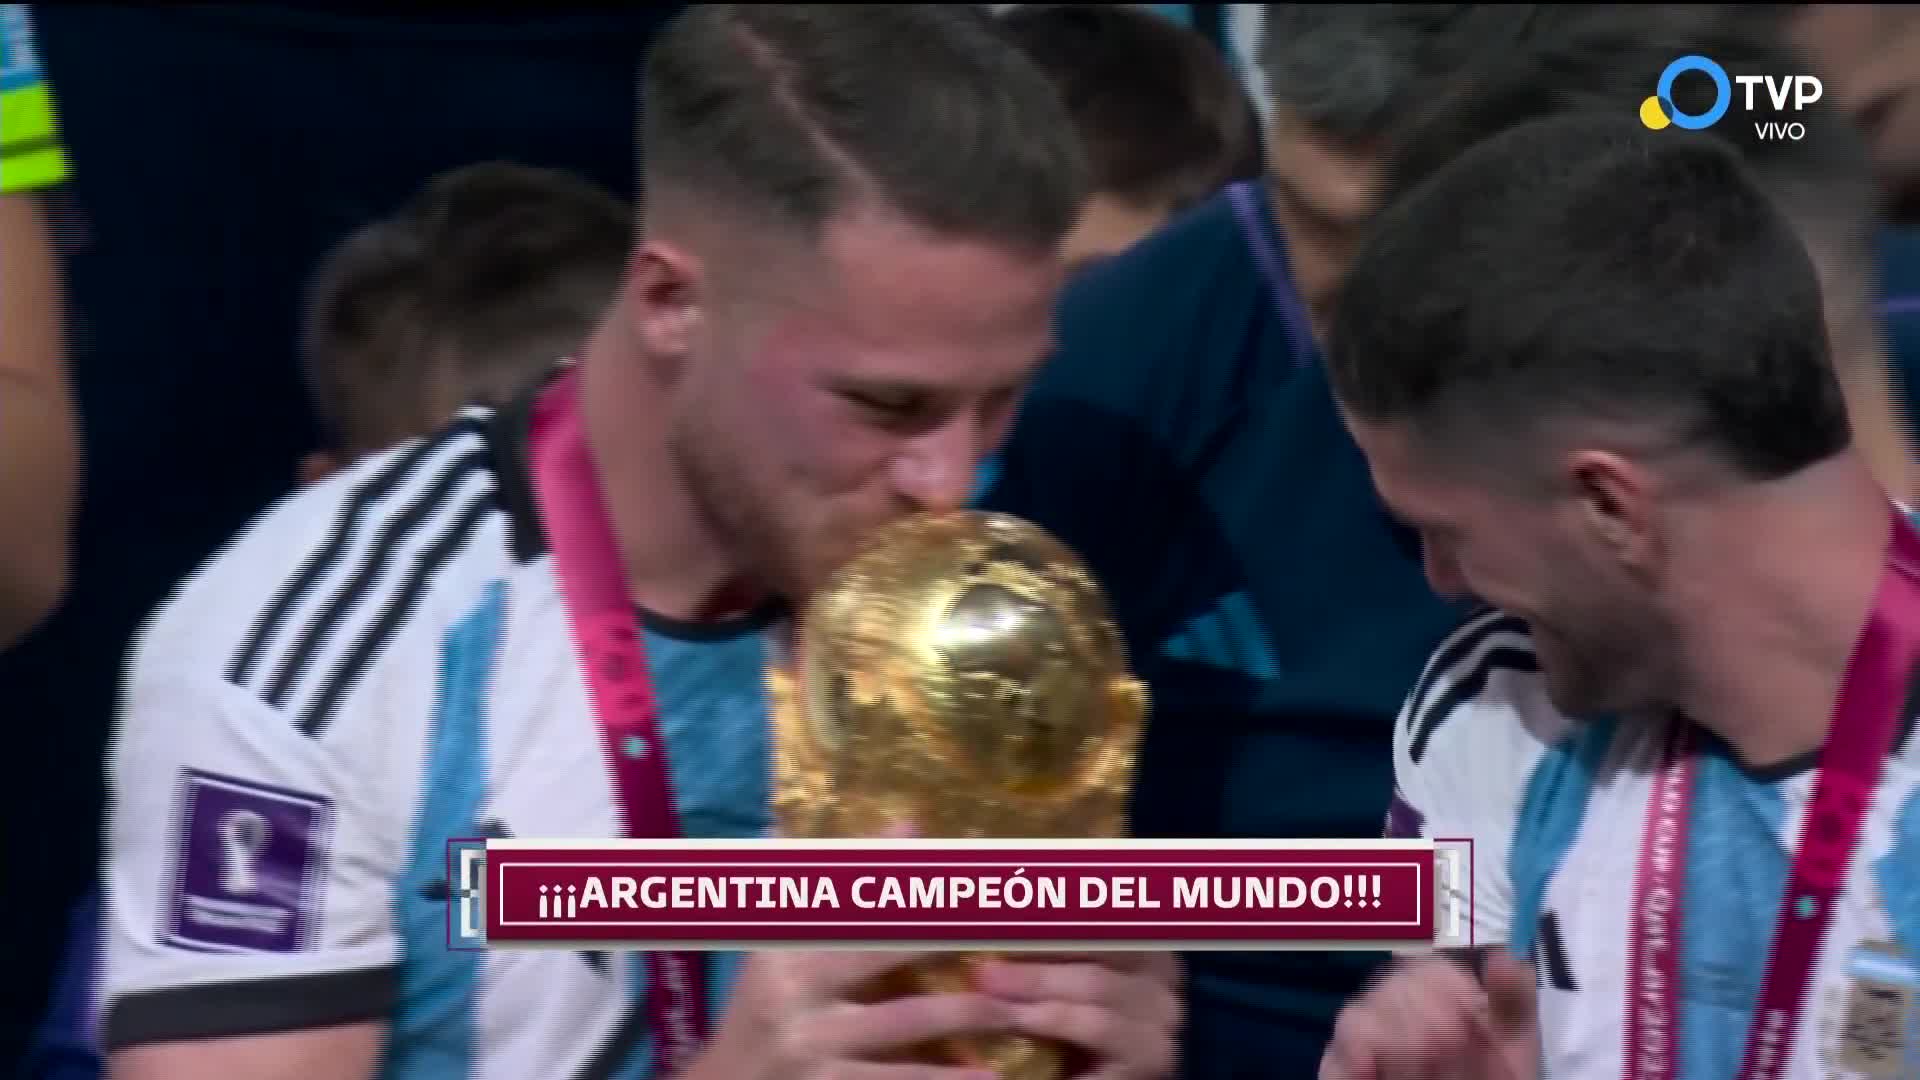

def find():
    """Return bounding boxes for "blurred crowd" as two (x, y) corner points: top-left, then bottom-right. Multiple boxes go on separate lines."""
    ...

(4, 4), (1920, 1079)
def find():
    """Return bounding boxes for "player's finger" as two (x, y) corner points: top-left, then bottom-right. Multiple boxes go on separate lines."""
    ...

(975, 959), (1116, 1003)
(811, 1063), (998, 1080)
(1331, 965), (1481, 1080)
(1370, 995), (1472, 1080)
(791, 950), (951, 998)
(976, 959), (1179, 1033)
(1481, 951), (1538, 1037)
(790, 992), (1012, 1060)
(1003, 949), (1178, 981)
(994, 948), (1145, 967)
(1008, 999), (1173, 1076)
(1321, 1007), (1386, 1080)
(1394, 956), (1490, 1036)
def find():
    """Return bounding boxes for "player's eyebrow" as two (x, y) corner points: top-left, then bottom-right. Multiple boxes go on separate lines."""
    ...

(827, 376), (938, 406)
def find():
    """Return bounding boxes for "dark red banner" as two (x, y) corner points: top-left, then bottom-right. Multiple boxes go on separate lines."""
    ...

(475, 841), (1439, 948)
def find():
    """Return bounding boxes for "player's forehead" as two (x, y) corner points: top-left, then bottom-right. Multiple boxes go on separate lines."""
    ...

(750, 210), (1060, 390)
(823, 209), (1058, 333)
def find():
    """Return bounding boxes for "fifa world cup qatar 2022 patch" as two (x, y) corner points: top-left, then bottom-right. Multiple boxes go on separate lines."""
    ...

(164, 769), (334, 953)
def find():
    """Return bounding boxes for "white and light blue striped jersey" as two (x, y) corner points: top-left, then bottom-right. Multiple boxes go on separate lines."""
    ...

(100, 391), (778, 1078)
(1391, 608), (1920, 1079)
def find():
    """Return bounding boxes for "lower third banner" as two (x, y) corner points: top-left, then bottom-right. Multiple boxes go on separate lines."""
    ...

(451, 839), (1474, 951)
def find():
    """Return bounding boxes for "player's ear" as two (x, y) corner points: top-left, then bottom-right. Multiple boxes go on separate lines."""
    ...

(1565, 450), (1659, 574)
(626, 238), (706, 382)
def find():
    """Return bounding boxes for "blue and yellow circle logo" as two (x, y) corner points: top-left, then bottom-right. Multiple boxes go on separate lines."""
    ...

(1640, 55), (1730, 131)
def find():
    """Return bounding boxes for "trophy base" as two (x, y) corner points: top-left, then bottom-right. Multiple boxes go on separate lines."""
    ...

(854, 954), (1077, 1080)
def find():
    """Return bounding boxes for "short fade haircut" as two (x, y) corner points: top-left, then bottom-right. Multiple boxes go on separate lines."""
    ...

(1383, 6), (1881, 317)
(639, 4), (1088, 254)
(1259, 5), (1580, 144)
(1328, 113), (1849, 483)
(302, 161), (630, 453)
(997, 4), (1263, 213)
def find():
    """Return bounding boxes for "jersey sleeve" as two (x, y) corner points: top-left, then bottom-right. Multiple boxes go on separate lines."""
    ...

(100, 665), (402, 1051)
(0, 6), (71, 192)
(1387, 610), (1566, 951)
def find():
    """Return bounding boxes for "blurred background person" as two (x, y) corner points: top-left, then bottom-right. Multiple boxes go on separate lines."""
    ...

(295, 160), (632, 480)
(981, 6), (1583, 1076)
(1789, 3), (1920, 473)
(1790, 3), (1920, 221)
(1246, 5), (1580, 338)
(0, 3), (79, 651)
(997, 3), (1265, 273)
(17, 159), (633, 1080)
(3, 5), (679, 1064)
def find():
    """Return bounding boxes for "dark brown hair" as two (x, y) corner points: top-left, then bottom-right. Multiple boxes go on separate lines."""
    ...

(302, 161), (630, 453)
(639, 4), (1089, 253)
(1331, 113), (1847, 482)
(998, 3), (1263, 213)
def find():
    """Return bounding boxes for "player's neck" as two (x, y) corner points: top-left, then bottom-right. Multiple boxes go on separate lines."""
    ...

(1672, 451), (1894, 772)
(576, 326), (761, 625)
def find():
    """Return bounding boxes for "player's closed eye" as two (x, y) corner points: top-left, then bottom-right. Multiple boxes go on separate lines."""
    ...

(841, 387), (941, 433)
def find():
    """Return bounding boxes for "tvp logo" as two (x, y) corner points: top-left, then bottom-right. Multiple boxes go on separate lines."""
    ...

(1639, 55), (1823, 141)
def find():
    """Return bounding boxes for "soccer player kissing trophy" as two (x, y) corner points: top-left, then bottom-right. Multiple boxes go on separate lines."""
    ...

(766, 509), (1150, 1079)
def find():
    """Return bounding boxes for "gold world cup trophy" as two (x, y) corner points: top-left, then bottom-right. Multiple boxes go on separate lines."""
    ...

(766, 509), (1149, 1079)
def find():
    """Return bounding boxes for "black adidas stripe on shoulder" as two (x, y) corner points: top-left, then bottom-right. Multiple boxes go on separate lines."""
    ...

(1403, 609), (1522, 724)
(226, 417), (496, 735)
(255, 445), (490, 710)
(1406, 610), (1536, 764)
(292, 491), (497, 736)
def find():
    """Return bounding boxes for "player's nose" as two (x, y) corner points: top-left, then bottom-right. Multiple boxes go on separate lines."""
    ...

(891, 420), (979, 515)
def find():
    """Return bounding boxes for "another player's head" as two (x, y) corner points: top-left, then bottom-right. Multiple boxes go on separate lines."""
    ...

(620, 4), (1086, 602)
(997, 3), (1263, 271)
(301, 161), (629, 476)
(1381, 7), (1903, 490)
(1258, 4), (1572, 336)
(1327, 113), (1850, 717)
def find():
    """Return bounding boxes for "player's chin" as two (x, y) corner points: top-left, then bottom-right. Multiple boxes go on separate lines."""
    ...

(812, 511), (911, 581)
(1541, 655), (1646, 721)
(790, 537), (866, 604)
(1536, 650), (1607, 718)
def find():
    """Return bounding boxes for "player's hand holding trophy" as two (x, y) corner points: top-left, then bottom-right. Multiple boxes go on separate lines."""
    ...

(766, 510), (1150, 1079)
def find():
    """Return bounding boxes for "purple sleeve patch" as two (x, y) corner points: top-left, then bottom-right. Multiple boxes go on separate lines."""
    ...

(1384, 788), (1426, 840)
(163, 770), (334, 954)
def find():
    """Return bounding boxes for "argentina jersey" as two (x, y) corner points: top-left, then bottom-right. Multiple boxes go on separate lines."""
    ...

(100, 388), (774, 1079)
(1391, 607), (1920, 1079)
